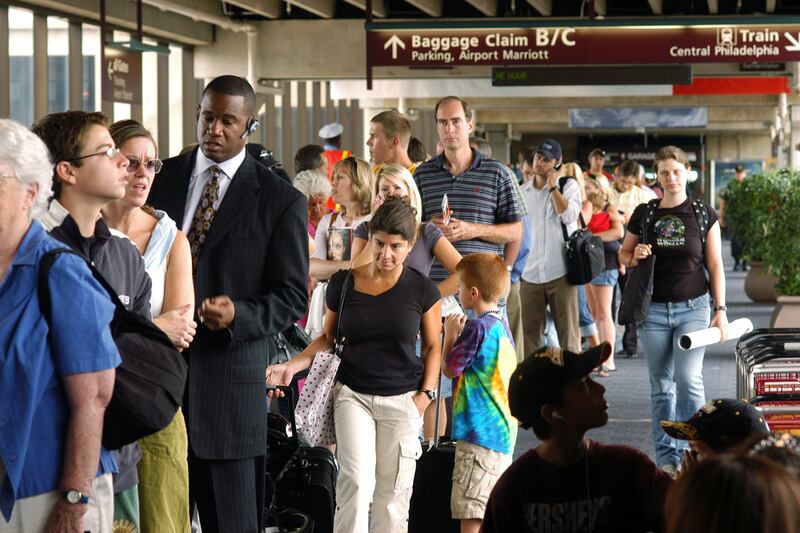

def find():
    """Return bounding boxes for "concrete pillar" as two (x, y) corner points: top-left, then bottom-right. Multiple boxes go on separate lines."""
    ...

(157, 43), (170, 156)
(338, 99), (351, 151)
(312, 82), (323, 142)
(33, 14), (48, 120)
(325, 82), (335, 126)
(790, 106), (800, 170)
(352, 100), (364, 160)
(68, 22), (83, 111)
(282, 81), (292, 170)
(182, 46), (197, 149)
(0, 5), (9, 117)
(264, 92), (276, 154)
(298, 81), (308, 147)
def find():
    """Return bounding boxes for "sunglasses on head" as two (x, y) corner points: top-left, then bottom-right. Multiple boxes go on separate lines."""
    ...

(127, 156), (163, 174)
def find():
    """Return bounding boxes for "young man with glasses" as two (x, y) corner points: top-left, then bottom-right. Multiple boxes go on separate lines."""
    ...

(33, 111), (153, 531)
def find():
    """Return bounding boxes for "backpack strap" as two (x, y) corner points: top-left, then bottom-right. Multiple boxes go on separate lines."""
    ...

(639, 199), (660, 246)
(691, 198), (710, 267)
(558, 176), (587, 243)
(38, 247), (126, 320)
(37, 248), (79, 321)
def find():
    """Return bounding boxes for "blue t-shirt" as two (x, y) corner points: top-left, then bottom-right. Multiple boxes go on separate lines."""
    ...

(0, 222), (120, 520)
(445, 312), (518, 454)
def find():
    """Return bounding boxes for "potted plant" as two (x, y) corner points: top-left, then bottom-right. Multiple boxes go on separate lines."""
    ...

(761, 170), (800, 326)
(724, 171), (778, 303)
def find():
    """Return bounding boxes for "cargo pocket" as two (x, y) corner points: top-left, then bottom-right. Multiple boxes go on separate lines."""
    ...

(464, 453), (504, 502)
(394, 438), (422, 490)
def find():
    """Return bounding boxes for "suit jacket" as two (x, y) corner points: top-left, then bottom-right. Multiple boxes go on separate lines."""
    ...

(148, 148), (308, 459)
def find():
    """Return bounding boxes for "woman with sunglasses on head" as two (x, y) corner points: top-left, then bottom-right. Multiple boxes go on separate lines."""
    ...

(102, 119), (194, 533)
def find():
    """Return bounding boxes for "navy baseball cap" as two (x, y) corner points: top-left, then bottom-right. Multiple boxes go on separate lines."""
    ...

(509, 342), (612, 429)
(661, 399), (770, 452)
(535, 139), (562, 161)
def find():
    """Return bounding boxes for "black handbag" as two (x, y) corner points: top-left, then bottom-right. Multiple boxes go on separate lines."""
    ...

(558, 177), (605, 286)
(560, 213), (605, 286)
(38, 249), (187, 450)
(618, 200), (659, 326)
(268, 323), (313, 366)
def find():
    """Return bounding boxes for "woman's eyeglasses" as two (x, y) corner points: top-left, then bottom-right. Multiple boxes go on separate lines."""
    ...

(127, 156), (163, 174)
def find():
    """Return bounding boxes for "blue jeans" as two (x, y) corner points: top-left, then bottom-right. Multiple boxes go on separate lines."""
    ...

(639, 293), (710, 467)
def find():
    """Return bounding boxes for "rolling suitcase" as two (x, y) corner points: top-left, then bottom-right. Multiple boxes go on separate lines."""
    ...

(408, 371), (460, 533)
(266, 383), (337, 533)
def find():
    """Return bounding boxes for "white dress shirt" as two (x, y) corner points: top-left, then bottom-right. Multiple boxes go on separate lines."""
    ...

(180, 147), (247, 234)
(521, 177), (582, 284)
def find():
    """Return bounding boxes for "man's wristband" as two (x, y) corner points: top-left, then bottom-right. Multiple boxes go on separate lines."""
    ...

(714, 305), (727, 312)
(549, 187), (558, 194)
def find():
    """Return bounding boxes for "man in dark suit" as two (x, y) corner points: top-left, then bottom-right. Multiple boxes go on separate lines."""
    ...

(148, 75), (308, 532)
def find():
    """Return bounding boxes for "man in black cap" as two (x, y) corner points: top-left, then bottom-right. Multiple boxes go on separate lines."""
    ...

(519, 139), (582, 353)
(483, 342), (671, 533)
(718, 164), (748, 271)
(661, 398), (770, 464)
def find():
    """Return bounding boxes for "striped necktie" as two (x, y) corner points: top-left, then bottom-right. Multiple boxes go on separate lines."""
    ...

(186, 165), (221, 268)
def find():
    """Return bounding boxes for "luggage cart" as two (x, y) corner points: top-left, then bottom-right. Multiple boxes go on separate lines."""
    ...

(736, 328), (800, 435)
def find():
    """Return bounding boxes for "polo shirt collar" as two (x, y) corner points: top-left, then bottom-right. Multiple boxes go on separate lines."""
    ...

(436, 148), (483, 173)
(43, 199), (111, 252)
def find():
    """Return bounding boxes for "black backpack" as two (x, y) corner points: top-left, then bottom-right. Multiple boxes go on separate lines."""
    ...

(38, 248), (187, 450)
(559, 177), (605, 285)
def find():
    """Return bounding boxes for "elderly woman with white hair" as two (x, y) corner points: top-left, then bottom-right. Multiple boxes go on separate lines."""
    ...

(0, 119), (120, 531)
(294, 169), (332, 238)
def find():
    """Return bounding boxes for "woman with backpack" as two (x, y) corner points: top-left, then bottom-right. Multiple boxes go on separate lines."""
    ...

(619, 146), (728, 477)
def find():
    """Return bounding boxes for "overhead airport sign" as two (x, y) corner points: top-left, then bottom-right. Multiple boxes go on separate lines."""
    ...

(102, 46), (142, 105)
(366, 23), (800, 70)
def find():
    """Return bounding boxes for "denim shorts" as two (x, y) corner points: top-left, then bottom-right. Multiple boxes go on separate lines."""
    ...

(590, 268), (619, 287)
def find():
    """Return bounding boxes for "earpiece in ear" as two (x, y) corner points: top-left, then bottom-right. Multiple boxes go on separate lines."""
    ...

(240, 117), (260, 139)
(552, 412), (564, 421)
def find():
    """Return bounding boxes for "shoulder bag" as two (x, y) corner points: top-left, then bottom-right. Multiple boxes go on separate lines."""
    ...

(558, 178), (605, 285)
(38, 248), (187, 450)
(294, 270), (352, 447)
(618, 199), (660, 326)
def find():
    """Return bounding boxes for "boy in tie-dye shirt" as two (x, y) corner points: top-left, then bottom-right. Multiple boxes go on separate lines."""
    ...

(442, 253), (518, 533)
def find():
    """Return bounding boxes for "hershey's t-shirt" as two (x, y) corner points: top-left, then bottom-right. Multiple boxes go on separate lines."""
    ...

(482, 441), (672, 533)
(326, 268), (440, 396)
(627, 198), (718, 303)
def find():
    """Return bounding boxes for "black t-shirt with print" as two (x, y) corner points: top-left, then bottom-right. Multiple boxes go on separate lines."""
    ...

(326, 267), (440, 396)
(628, 198), (718, 303)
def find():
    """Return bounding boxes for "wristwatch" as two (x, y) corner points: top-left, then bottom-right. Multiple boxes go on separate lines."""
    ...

(714, 305), (727, 312)
(549, 186), (558, 193)
(63, 489), (89, 505)
(420, 388), (437, 401)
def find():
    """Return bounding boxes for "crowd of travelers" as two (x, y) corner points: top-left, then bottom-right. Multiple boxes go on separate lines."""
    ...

(2, 73), (798, 533)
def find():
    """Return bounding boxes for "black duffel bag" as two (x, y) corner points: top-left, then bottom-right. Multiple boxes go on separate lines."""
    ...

(38, 249), (187, 450)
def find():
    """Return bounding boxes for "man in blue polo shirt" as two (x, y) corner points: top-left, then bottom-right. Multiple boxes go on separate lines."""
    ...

(414, 96), (522, 288)
(0, 119), (120, 532)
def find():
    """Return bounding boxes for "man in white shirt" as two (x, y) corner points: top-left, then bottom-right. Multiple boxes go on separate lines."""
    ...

(520, 140), (582, 353)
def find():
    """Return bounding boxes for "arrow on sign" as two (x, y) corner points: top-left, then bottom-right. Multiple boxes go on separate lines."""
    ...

(785, 32), (800, 51)
(384, 35), (406, 59)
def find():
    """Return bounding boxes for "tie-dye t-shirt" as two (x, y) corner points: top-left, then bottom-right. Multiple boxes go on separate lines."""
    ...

(445, 312), (518, 454)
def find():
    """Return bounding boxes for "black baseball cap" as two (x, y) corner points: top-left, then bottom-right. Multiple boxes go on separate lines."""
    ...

(535, 139), (562, 161)
(661, 399), (770, 452)
(509, 343), (612, 429)
(589, 148), (607, 159)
